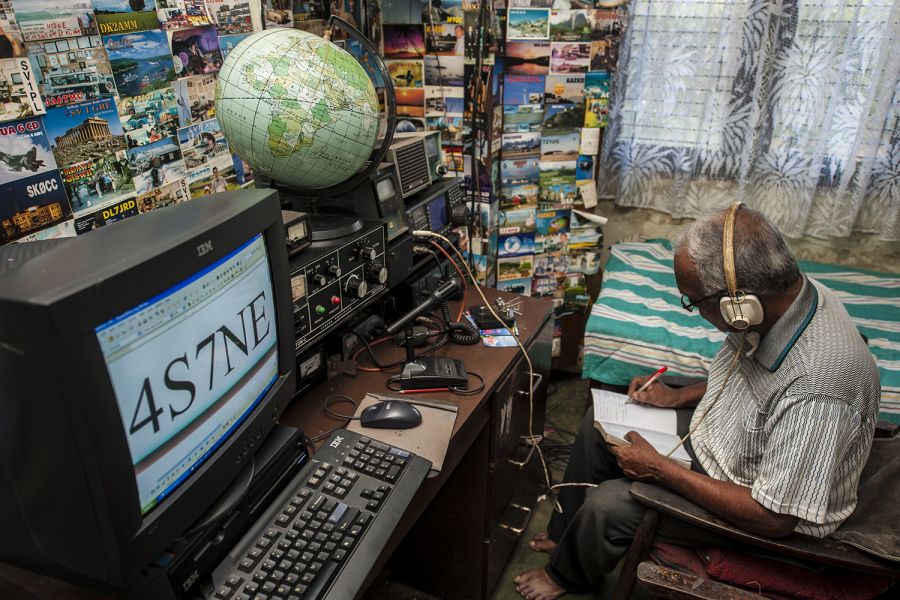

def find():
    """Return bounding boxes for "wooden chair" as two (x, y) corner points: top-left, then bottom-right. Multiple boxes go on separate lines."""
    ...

(611, 429), (900, 600)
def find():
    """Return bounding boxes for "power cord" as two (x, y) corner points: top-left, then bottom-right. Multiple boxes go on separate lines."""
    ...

(410, 230), (558, 509)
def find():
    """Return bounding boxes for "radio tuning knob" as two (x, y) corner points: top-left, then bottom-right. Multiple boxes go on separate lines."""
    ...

(327, 263), (342, 278)
(312, 272), (328, 287)
(450, 204), (470, 226)
(345, 275), (367, 299)
(365, 262), (388, 285)
(358, 246), (378, 261)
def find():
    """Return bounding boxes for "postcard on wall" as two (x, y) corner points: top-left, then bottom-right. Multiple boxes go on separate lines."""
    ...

(532, 275), (562, 298)
(73, 195), (139, 234)
(207, 0), (253, 34)
(395, 87), (424, 117)
(135, 176), (188, 212)
(92, 0), (159, 35)
(544, 73), (584, 104)
(593, 8), (624, 41)
(119, 86), (179, 147)
(11, 0), (98, 41)
(185, 152), (234, 197)
(421, 0), (462, 23)
(534, 253), (570, 277)
(550, 41), (589, 74)
(157, 0), (213, 31)
(498, 208), (536, 235)
(171, 73), (215, 126)
(508, 0), (550, 7)
(423, 54), (463, 87)
(502, 104), (543, 133)
(498, 254), (534, 281)
(541, 130), (579, 161)
(230, 150), (253, 187)
(0, 58), (44, 121)
(43, 97), (135, 211)
(590, 39), (616, 71)
(503, 74), (544, 106)
(425, 85), (463, 116)
(536, 208), (570, 234)
(105, 30), (175, 96)
(262, 0), (292, 29)
(550, 10), (592, 42)
(499, 232), (536, 256)
(575, 154), (594, 181)
(383, 23), (424, 59)
(504, 40), (550, 75)
(28, 36), (117, 108)
(292, 0), (323, 26)
(0, 169), (71, 243)
(584, 97), (608, 128)
(15, 218), (76, 241)
(507, 8), (549, 41)
(584, 70), (610, 98)
(0, 4), (26, 57)
(0, 115), (58, 185)
(219, 32), (250, 59)
(387, 59), (423, 88)
(500, 131), (541, 159)
(539, 158), (576, 184)
(501, 156), (540, 185)
(127, 134), (186, 193)
(176, 116), (229, 172)
(500, 183), (538, 210)
(496, 277), (532, 297)
(169, 25), (222, 78)
(425, 21), (463, 56)
(579, 126), (599, 154)
(542, 101), (583, 133)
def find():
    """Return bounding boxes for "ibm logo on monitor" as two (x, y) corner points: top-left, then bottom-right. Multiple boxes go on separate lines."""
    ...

(197, 240), (214, 257)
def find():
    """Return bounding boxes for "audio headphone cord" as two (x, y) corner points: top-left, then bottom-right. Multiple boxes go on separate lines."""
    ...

(664, 333), (746, 460)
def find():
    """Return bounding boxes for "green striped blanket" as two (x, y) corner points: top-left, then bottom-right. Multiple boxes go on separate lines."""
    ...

(582, 241), (900, 424)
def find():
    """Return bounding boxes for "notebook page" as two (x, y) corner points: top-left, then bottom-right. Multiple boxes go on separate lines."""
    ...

(600, 422), (692, 465)
(592, 389), (678, 434)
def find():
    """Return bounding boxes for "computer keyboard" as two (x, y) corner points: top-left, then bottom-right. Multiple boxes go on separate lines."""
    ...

(209, 429), (431, 600)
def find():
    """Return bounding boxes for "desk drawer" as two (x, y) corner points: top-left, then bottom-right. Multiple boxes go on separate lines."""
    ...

(484, 453), (544, 597)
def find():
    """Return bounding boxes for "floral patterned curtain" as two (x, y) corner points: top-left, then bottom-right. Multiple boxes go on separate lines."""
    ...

(598, 0), (900, 241)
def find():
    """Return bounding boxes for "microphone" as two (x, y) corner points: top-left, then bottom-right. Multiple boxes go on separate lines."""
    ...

(385, 278), (462, 335)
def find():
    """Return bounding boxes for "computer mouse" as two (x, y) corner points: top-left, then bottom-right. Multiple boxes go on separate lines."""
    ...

(360, 400), (422, 430)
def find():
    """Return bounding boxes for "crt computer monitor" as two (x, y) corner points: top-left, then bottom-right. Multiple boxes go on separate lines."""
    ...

(0, 189), (296, 593)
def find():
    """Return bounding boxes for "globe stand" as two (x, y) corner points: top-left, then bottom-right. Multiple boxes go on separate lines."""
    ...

(295, 197), (363, 242)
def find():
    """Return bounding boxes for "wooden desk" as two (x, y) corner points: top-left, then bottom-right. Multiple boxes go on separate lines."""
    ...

(281, 287), (554, 599)
(1, 289), (553, 600)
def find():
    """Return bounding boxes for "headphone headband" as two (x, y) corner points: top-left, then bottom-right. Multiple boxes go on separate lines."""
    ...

(723, 202), (741, 297)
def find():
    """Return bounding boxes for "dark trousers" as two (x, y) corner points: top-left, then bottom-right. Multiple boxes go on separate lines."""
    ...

(544, 407), (733, 593)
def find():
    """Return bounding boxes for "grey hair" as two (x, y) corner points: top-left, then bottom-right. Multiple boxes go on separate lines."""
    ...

(675, 206), (800, 296)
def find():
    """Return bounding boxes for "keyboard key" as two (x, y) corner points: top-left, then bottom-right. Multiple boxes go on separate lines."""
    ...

(214, 585), (232, 599)
(370, 440), (389, 451)
(359, 437), (370, 444)
(388, 447), (410, 458)
(309, 495), (325, 512)
(386, 465), (401, 482)
(238, 558), (255, 573)
(265, 528), (280, 539)
(304, 560), (338, 599)
(262, 581), (277, 593)
(307, 476), (321, 488)
(276, 584), (291, 596)
(333, 549), (347, 562)
(367, 500), (379, 511)
(328, 502), (348, 523)
(243, 582), (259, 594)
(308, 541), (322, 552)
(334, 486), (347, 497)
(355, 512), (371, 526)
(271, 569), (285, 582)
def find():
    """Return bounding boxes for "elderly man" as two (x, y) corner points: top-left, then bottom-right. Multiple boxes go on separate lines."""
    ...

(515, 204), (880, 600)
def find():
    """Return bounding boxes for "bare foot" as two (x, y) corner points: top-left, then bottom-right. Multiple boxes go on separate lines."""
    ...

(528, 530), (557, 554)
(514, 568), (566, 600)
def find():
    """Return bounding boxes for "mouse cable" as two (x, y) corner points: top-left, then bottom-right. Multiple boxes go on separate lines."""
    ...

(322, 394), (360, 421)
(411, 231), (556, 509)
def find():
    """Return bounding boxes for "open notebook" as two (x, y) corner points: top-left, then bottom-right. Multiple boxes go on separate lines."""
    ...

(592, 389), (692, 468)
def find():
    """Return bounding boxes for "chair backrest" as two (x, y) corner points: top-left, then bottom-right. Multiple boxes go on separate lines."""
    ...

(831, 435), (900, 563)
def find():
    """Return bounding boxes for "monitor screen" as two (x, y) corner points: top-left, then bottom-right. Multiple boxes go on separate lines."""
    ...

(96, 233), (278, 516)
(427, 195), (447, 231)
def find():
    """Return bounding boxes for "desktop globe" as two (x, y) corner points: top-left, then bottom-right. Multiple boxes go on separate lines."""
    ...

(214, 29), (380, 190)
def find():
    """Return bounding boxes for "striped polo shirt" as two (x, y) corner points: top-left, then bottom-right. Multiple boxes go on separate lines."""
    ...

(690, 276), (881, 537)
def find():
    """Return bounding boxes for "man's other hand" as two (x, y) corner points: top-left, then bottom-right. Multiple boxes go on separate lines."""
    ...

(627, 375), (681, 407)
(609, 432), (666, 481)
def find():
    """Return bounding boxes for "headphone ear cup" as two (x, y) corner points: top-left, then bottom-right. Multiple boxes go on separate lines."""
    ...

(719, 295), (764, 330)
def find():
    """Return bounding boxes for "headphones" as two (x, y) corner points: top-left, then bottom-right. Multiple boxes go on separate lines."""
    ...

(720, 202), (764, 330)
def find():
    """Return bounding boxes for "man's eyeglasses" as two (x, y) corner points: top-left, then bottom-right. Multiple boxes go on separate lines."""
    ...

(680, 290), (726, 312)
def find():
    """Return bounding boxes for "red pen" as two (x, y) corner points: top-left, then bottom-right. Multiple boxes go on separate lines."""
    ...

(628, 366), (667, 403)
(399, 387), (450, 394)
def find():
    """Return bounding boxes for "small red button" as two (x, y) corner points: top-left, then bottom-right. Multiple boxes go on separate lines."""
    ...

(331, 295), (341, 305)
